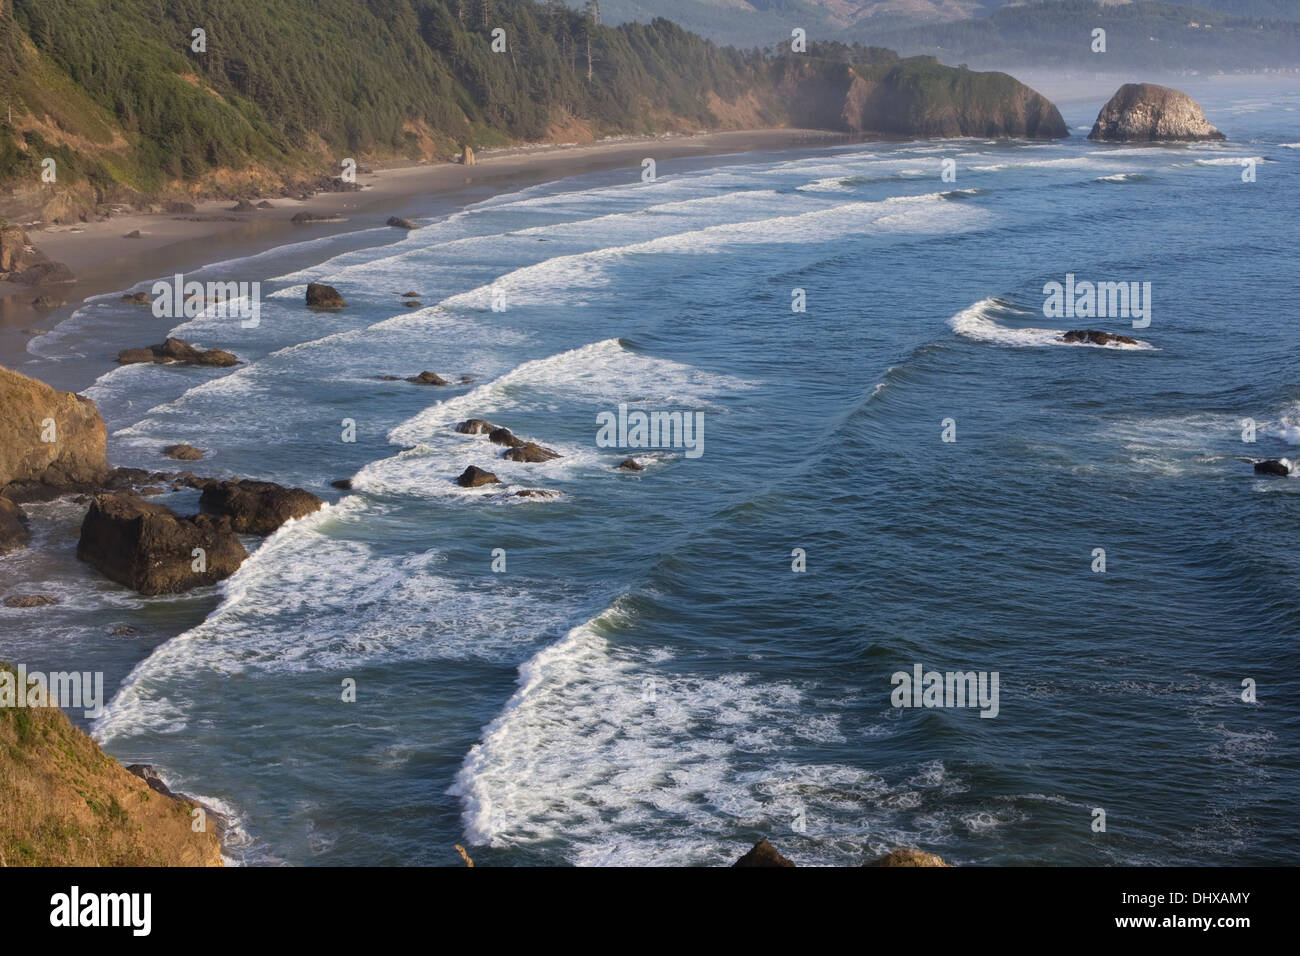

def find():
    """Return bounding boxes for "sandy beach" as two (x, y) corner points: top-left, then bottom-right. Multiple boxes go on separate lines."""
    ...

(0, 128), (841, 366)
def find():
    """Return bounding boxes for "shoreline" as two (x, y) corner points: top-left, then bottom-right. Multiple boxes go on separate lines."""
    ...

(0, 128), (844, 369)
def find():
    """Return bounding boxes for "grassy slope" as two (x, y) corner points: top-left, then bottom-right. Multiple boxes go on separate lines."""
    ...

(0, 664), (223, 866)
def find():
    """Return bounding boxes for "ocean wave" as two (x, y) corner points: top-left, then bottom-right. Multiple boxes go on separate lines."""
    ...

(948, 297), (1155, 350)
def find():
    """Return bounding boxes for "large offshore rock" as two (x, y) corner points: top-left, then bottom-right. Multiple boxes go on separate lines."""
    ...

(1088, 83), (1225, 143)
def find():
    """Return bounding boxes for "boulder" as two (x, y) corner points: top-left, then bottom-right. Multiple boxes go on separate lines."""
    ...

(124, 229), (142, 238)
(617, 458), (644, 471)
(3, 594), (57, 608)
(406, 371), (449, 386)
(125, 765), (176, 799)
(256, 200), (274, 209)
(0, 496), (30, 553)
(401, 291), (420, 298)
(459, 375), (474, 384)
(866, 848), (950, 867)
(116, 338), (238, 367)
(455, 419), (499, 435)
(387, 217), (417, 229)
(198, 479), (324, 534)
(0, 225), (74, 285)
(230, 199), (256, 211)
(488, 427), (525, 448)
(1059, 329), (1139, 347)
(456, 466), (500, 488)
(111, 625), (137, 636)
(404, 301), (422, 308)
(732, 839), (796, 867)
(162, 444), (204, 461)
(503, 441), (561, 463)
(120, 292), (151, 305)
(1253, 459), (1292, 477)
(0, 366), (109, 498)
(76, 491), (248, 595)
(330, 478), (353, 490)
(513, 489), (561, 499)
(1088, 83), (1225, 143)
(306, 282), (347, 308)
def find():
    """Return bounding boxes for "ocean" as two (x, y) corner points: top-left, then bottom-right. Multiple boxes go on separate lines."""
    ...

(4, 79), (1298, 866)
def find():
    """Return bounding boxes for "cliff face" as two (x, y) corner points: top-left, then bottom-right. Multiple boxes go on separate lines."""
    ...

(0, 365), (109, 497)
(0, 665), (223, 866)
(777, 57), (1067, 139)
(1088, 83), (1226, 142)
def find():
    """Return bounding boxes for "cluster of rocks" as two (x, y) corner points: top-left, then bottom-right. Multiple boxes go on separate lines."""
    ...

(117, 337), (238, 367)
(451, 418), (568, 496)
(1, 364), (323, 596)
(731, 839), (950, 867)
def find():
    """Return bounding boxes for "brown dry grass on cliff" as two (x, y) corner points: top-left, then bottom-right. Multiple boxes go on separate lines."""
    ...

(0, 665), (222, 866)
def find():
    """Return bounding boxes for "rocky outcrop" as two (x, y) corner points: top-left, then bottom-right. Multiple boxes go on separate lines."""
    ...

(867, 848), (951, 867)
(455, 419), (499, 435)
(117, 338), (238, 367)
(0, 366), (109, 499)
(617, 458), (644, 471)
(387, 216), (417, 229)
(406, 371), (449, 386)
(777, 56), (1067, 139)
(0, 225), (74, 286)
(306, 282), (347, 308)
(3, 593), (57, 607)
(733, 839), (796, 867)
(462, 145), (477, 166)
(163, 444), (204, 461)
(77, 491), (248, 595)
(488, 427), (526, 448)
(456, 466), (500, 487)
(198, 479), (324, 534)
(1059, 330), (1139, 347)
(1254, 459), (1292, 477)
(503, 441), (561, 463)
(0, 496), (31, 553)
(1088, 83), (1225, 143)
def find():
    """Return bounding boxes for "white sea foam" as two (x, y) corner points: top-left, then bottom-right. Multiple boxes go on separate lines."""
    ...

(948, 298), (1155, 350)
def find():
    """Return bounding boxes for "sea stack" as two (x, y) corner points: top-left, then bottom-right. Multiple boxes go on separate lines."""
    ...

(1088, 83), (1225, 143)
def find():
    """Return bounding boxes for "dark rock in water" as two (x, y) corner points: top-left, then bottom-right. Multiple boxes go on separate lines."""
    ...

(403, 300), (423, 308)
(0, 496), (31, 553)
(406, 371), (449, 386)
(124, 229), (142, 238)
(330, 478), (352, 490)
(291, 211), (345, 223)
(77, 491), (248, 595)
(378, 375), (402, 381)
(117, 337), (238, 367)
(125, 765), (176, 799)
(1059, 329), (1139, 347)
(732, 839), (796, 867)
(1089, 83), (1225, 143)
(387, 217), (417, 229)
(1254, 459), (1292, 477)
(455, 419), (498, 435)
(488, 427), (525, 448)
(401, 291), (420, 298)
(104, 466), (152, 490)
(503, 441), (561, 463)
(4, 593), (56, 608)
(617, 458), (644, 471)
(120, 292), (150, 305)
(459, 375), (474, 384)
(256, 200), (274, 209)
(163, 443), (204, 461)
(32, 295), (64, 309)
(513, 489), (561, 498)
(138, 486), (164, 496)
(230, 199), (256, 211)
(111, 624), (137, 635)
(305, 282), (347, 308)
(456, 466), (500, 488)
(199, 479), (324, 534)
(866, 848), (950, 867)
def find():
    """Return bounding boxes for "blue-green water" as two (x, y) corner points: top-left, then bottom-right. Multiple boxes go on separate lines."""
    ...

(4, 81), (1298, 865)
